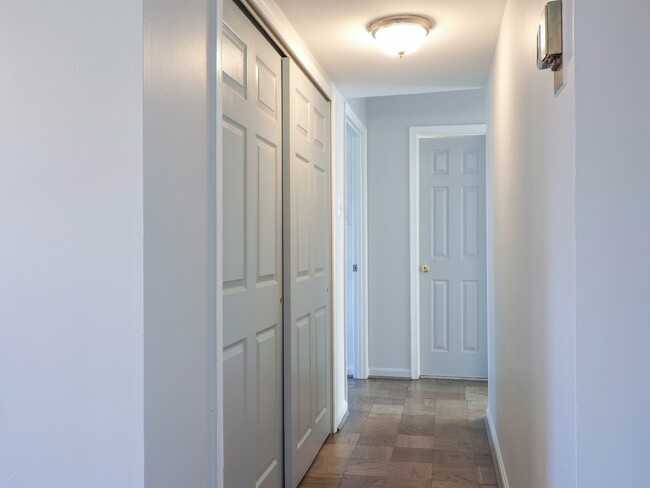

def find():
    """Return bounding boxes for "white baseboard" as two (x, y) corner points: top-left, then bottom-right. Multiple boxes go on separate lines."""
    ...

(335, 400), (348, 432)
(368, 367), (411, 379)
(485, 407), (509, 488)
(347, 367), (354, 377)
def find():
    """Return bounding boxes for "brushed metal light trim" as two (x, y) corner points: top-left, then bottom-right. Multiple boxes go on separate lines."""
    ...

(367, 14), (432, 38)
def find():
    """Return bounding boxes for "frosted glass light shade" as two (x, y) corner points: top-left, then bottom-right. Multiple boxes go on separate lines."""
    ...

(368, 15), (432, 57)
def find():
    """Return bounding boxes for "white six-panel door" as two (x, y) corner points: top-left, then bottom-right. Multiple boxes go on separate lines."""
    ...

(419, 136), (487, 378)
(222, 0), (284, 486)
(283, 58), (331, 488)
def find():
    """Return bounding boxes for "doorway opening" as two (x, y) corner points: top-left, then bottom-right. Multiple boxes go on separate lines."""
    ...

(344, 105), (369, 380)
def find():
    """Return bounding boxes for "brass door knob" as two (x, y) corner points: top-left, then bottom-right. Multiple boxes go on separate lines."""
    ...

(421, 264), (430, 273)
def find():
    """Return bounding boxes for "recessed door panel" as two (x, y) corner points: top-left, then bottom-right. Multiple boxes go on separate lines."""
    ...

(223, 25), (247, 97)
(223, 118), (247, 290)
(431, 187), (449, 258)
(462, 186), (479, 258)
(257, 136), (278, 283)
(461, 281), (480, 352)
(314, 167), (327, 275)
(431, 280), (449, 352)
(296, 314), (311, 444)
(224, 341), (247, 488)
(256, 57), (277, 118)
(296, 156), (311, 279)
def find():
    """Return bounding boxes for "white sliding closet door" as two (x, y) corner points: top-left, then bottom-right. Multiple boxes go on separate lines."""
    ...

(222, 0), (283, 486)
(283, 58), (332, 488)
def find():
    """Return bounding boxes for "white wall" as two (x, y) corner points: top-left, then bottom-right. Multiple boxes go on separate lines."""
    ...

(143, 0), (216, 486)
(366, 90), (486, 377)
(574, 2), (650, 486)
(0, 2), (144, 487)
(486, 0), (577, 486)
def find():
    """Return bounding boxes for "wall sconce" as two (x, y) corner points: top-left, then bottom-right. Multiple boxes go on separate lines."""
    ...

(367, 15), (432, 58)
(537, 0), (564, 94)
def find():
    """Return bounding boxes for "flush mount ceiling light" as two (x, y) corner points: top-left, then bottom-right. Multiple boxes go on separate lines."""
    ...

(367, 15), (432, 58)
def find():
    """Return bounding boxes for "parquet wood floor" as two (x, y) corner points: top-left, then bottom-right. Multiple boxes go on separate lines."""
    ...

(298, 378), (497, 488)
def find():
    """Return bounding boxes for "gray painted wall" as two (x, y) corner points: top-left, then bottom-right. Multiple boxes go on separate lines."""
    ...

(575, 2), (650, 486)
(0, 2), (144, 486)
(366, 90), (486, 375)
(143, 0), (215, 486)
(487, 0), (577, 485)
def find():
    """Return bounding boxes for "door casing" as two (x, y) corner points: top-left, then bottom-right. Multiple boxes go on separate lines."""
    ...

(344, 106), (369, 380)
(408, 124), (487, 379)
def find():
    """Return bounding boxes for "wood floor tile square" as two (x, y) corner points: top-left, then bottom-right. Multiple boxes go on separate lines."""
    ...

(381, 379), (410, 388)
(409, 378), (438, 391)
(390, 447), (434, 463)
(467, 400), (488, 410)
(431, 438), (473, 454)
(385, 478), (431, 488)
(299, 475), (343, 487)
(379, 388), (409, 400)
(435, 392), (466, 401)
(435, 418), (469, 428)
(344, 460), (389, 477)
(357, 434), (397, 446)
(476, 465), (497, 485)
(436, 406), (468, 419)
(326, 433), (360, 445)
(405, 398), (436, 408)
(468, 418), (485, 430)
(352, 445), (394, 461)
(430, 467), (478, 483)
(395, 434), (435, 449)
(370, 404), (404, 415)
(399, 415), (436, 435)
(349, 404), (374, 414)
(340, 418), (368, 434)
(318, 443), (356, 458)
(436, 399), (468, 409)
(339, 474), (386, 488)
(403, 398), (436, 415)
(431, 481), (477, 488)
(472, 454), (494, 467)
(432, 450), (475, 468)
(406, 390), (437, 399)
(468, 409), (486, 420)
(369, 396), (406, 406)
(433, 424), (472, 440)
(307, 455), (349, 476)
(386, 461), (433, 480)
(470, 438), (491, 455)
(436, 382), (467, 394)
(348, 380), (371, 391)
(362, 421), (399, 437)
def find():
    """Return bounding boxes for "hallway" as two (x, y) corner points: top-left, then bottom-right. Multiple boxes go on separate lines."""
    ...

(299, 378), (496, 487)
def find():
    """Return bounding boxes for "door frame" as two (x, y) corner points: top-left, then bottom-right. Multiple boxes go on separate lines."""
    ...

(408, 124), (487, 379)
(344, 105), (369, 380)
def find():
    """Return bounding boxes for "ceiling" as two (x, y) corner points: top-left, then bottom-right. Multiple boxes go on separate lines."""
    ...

(273, 0), (506, 98)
